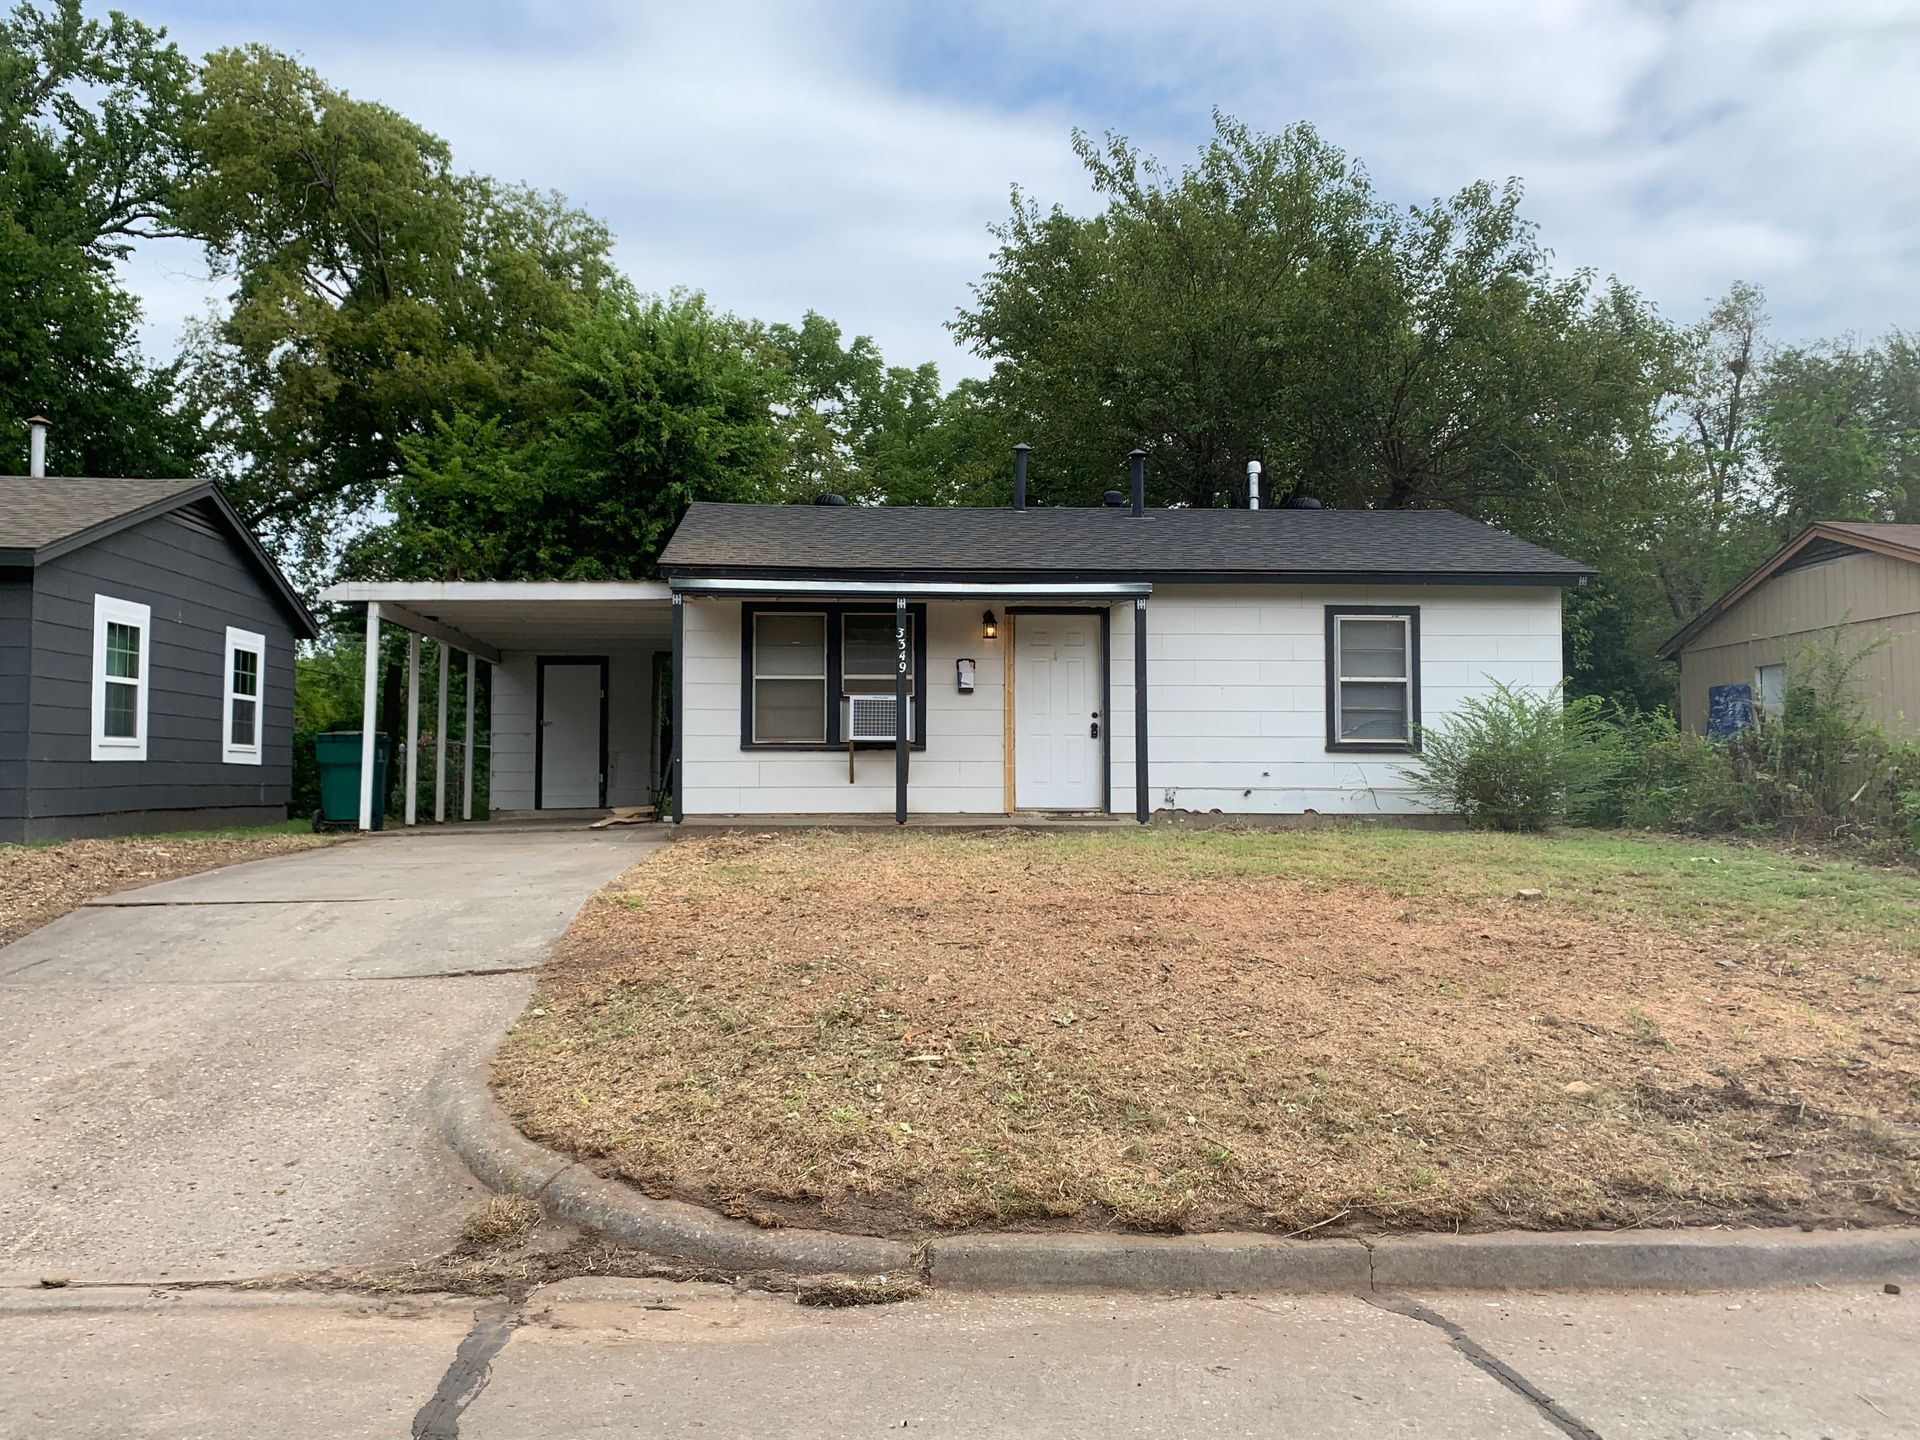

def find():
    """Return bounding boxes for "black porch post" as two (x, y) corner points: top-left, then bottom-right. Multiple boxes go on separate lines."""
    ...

(1133, 596), (1149, 824)
(670, 593), (684, 824)
(894, 595), (909, 824)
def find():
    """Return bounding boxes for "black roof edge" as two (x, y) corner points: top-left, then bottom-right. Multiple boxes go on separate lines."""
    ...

(31, 481), (320, 640)
(660, 564), (1593, 588)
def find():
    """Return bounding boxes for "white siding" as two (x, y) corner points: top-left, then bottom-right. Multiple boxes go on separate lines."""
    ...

(682, 599), (1006, 814)
(1113, 585), (1563, 816)
(676, 584), (1562, 818)
(489, 649), (657, 811)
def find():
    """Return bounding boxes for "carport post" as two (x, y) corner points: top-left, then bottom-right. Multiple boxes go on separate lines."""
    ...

(670, 594), (684, 824)
(357, 604), (381, 831)
(1134, 597), (1149, 824)
(462, 651), (477, 821)
(434, 643), (449, 823)
(895, 595), (909, 825)
(404, 633), (420, 826)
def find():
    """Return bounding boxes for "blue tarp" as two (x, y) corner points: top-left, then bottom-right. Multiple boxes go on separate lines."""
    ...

(1707, 682), (1755, 740)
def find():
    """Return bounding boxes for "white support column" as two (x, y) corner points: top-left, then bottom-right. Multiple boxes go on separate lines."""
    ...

(404, 633), (421, 826)
(434, 642), (450, 823)
(462, 651), (477, 821)
(357, 604), (382, 831)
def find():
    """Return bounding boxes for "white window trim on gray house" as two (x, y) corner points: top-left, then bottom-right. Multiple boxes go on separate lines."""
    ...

(223, 625), (266, 765)
(90, 593), (151, 762)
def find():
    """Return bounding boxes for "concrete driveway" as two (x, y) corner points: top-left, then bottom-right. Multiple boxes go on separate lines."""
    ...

(0, 828), (658, 1284)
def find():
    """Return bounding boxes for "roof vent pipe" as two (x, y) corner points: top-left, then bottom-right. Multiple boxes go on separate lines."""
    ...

(1247, 459), (1262, 510)
(27, 416), (48, 478)
(1102, 489), (1125, 506)
(1129, 449), (1145, 517)
(1013, 442), (1030, 510)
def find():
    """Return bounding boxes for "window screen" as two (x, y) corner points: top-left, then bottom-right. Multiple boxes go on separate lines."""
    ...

(1328, 611), (1416, 746)
(752, 612), (827, 743)
(103, 622), (141, 738)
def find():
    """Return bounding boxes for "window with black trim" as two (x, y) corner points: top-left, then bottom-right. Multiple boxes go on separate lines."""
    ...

(750, 611), (828, 743)
(741, 604), (926, 749)
(1325, 607), (1420, 750)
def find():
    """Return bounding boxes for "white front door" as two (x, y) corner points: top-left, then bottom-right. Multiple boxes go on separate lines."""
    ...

(1014, 614), (1104, 810)
(538, 661), (604, 809)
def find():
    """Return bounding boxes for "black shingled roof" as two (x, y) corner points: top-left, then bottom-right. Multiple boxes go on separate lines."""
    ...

(659, 502), (1594, 585)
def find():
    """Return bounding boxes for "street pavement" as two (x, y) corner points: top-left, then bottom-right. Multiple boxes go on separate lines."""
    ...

(2, 1279), (1912, 1439)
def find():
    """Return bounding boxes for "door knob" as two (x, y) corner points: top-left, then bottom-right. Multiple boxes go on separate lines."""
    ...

(1090, 720), (1100, 739)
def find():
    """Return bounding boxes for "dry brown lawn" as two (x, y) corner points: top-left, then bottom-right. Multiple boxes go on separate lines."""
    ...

(0, 825), (340, 948)
(494, 827), (1920, 1238)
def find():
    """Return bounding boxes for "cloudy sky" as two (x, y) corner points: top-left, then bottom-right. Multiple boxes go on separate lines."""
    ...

(124, 0), (1920, 380)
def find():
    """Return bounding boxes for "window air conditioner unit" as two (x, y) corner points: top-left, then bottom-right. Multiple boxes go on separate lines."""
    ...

(847, 693), (910, 742)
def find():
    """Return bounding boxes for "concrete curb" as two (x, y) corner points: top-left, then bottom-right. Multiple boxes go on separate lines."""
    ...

(430, 1071), (913, 1278)
(926, 1233), (1373, 1292)
(435, 1068), (1920, 1294)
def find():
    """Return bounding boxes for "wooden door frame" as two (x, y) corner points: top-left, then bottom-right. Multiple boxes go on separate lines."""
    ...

(534, 655), (610, 810)
(1006, 607), (1111, 814)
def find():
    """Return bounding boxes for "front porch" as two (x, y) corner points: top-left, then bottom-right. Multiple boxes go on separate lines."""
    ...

(317, 579), (1154, 830)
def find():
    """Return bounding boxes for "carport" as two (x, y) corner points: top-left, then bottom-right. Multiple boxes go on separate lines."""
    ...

(319, 582), (676, 831)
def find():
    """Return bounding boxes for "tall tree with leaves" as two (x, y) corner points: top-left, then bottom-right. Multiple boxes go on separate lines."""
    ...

(179, 43), (615, 573)
(0, 0), (202, 475)
(354, 289), (784, 581)
(956, 113), (1678, 548)
(760, 311), (1005, 506)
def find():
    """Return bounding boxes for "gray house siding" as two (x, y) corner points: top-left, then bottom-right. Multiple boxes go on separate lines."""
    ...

(19, 505), (299, 838)
(0, 570), (29, 841)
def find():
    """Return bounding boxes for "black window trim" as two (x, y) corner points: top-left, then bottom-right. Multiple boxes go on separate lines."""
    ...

(1324, 605), (1422, 753)
(740, 602), (929, 751)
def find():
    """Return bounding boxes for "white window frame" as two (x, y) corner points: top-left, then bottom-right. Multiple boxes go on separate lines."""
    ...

(1327, 609), (1418, 750)
(750, 610), (828, 744)
(1755, 662), (1786, 719)
(222, 626), (266, 765)
(91, 594), (151, 762)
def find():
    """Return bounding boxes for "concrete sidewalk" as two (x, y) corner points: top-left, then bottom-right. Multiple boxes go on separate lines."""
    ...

(1, 1280), (1912, 1439)
(0, 829), (654, 1284)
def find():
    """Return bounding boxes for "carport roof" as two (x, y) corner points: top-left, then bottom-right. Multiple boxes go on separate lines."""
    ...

(320, 581), (675, 655)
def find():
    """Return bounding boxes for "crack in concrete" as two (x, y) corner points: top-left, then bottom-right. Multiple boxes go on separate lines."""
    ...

(412, 1299), (523, 1440)
(1366, 1294), (1602, 1440)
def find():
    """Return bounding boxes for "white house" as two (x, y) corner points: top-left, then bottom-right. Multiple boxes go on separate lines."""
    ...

(321, 460), (1591, 828)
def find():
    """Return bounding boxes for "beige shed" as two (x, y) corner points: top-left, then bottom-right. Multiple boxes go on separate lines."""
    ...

(1660, 522), (1920, 735)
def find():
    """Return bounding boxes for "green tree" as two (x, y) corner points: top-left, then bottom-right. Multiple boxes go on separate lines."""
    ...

(0, 0), (203, 475)
(955, 113), (1679, 546)
(179, 43), (614, 571)
(356, 289), (784, 580)
(760, 311), (1006, 506)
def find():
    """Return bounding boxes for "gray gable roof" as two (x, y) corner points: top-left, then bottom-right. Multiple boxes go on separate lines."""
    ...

(0, 474), (319, 638)
(0, 475), (205, 552)
(659, 502), (1594, 585)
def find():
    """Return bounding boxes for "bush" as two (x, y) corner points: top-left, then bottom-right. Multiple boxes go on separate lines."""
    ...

(1406, 683), (1626, 830)
(1601, 630), (1918, 854)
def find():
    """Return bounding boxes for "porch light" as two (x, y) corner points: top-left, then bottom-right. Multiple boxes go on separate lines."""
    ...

(982, 610), (998, 640)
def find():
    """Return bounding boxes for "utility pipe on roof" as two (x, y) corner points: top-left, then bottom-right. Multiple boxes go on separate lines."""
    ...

(1129, 449), (1146, 516)
(1247, 460), (1262, 510)
(27, 416), (47, 478)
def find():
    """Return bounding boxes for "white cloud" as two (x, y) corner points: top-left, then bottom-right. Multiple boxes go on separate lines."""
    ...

(122, 0), (1920, 377)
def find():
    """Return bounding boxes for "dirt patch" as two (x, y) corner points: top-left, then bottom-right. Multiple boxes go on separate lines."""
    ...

(0, 830), (342, 948)
(494, 829), (1920, 1239)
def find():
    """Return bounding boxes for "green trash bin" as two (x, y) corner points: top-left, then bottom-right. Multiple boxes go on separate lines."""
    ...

(314, 731), (391, 830)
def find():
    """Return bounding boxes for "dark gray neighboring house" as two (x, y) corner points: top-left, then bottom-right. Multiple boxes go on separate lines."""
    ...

(1, 473), (319, 843)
